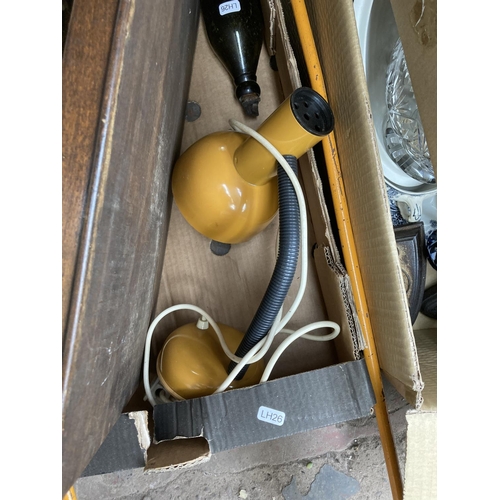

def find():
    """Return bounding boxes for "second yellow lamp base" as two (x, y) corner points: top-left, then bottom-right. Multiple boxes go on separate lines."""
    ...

(157, 321), (265, 400)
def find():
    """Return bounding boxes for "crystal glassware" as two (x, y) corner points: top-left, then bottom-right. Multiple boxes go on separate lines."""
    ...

(385, 38), (435, 184)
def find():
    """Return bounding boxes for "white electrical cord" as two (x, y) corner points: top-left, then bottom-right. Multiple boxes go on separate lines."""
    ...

(261, 322), (339, 382)
(143, 120), (340, 407)
(143, 303), (240, 406)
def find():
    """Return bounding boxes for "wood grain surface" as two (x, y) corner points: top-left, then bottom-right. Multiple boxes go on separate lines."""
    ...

(62, 0), (120, 339)
(62, 0), (200, 494)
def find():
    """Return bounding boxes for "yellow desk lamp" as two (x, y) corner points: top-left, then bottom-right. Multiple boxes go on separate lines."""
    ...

(145, 88), (336, 402)
(172, 87), (334, 244)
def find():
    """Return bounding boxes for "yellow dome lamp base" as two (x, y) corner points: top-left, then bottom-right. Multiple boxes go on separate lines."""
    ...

(157, 320), (265, 400)
(172, 87), (334, 244)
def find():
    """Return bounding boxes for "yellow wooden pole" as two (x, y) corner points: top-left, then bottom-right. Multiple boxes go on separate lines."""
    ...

(63, 486), (77, 500)
(289, 1), (404, 498)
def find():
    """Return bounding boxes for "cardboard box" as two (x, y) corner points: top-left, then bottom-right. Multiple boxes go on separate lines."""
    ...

(351, 0), (437, 496)
(63, 0), (436, 497)
(81, 0), (376, 475)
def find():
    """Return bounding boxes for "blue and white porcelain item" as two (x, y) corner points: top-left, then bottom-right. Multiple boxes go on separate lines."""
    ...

(425, 229), (437, 270)
(386, 184), (437, 270)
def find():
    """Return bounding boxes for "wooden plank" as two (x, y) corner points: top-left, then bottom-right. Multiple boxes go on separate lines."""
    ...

(62, 0), (200, 494)
(62, 0), (120, 338)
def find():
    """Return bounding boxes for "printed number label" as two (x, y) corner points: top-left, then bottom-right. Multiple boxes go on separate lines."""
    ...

(257, 406), (286, 426)
(219, 0), (241, 15)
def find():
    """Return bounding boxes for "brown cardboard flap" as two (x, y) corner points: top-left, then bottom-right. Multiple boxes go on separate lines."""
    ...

(271, 0), (363, 361)
(260, 0), (277, 57)
(313, 250), (365, 362)
(146, 439), (211, 471)
(81, 412), (211, 475)
(413, 328), (437, 411)
(303, 0), (424, 404)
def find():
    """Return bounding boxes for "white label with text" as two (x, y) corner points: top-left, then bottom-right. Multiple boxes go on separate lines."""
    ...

(219, 1), (241, 16)
(257, 406), (285, 426)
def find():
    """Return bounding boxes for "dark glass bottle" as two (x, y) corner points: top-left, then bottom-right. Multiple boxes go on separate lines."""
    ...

(200, 0), (264, 116)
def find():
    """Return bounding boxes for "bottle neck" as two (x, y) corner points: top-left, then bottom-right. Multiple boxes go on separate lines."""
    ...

(236, 80), (261, 117)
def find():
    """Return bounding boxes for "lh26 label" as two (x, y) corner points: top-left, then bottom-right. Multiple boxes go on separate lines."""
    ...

(219, 1), (241, 15)
(257, 406), (286, 426)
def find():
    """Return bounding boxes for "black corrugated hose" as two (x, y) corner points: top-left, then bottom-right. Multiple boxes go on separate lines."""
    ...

(228, 154), (300, 380)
